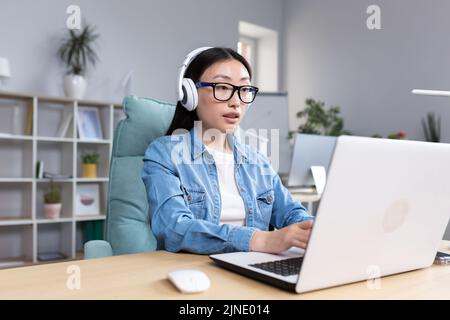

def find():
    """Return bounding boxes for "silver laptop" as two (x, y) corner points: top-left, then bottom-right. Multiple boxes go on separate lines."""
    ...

(287, 134), (336, 189)
(210, 136), (450, 293)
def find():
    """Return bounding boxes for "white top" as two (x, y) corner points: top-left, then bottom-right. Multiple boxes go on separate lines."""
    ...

(205, 146), (246, 226)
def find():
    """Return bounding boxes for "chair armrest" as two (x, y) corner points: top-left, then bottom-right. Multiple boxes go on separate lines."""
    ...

(84, 240), (113, 259)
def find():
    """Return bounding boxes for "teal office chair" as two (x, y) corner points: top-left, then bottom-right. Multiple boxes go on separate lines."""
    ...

(84, 95), (175, 259)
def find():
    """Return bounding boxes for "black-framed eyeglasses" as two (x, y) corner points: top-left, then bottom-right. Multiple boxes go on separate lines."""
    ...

(195, 82), (259, 104)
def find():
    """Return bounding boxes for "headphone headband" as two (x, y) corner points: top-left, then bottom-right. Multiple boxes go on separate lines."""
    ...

(176, 47), (212, 101)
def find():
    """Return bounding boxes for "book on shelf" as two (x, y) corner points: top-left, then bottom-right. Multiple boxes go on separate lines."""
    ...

(42, 172), (73, 179)
(24, 100), (33, 135)
(37, 252), (67, 261)
(36, 160), (44, 179)
(84, 220), (104, 242)
(55, 110), (73, 138)
(0, 103), (23, 136)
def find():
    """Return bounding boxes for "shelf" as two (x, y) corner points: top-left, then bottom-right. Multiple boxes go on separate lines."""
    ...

(36, 178), (73, 183)
(36, 218), (73, 224)
(37, 140), (74, 179)
(37, 101), (75, 139)
(36, 182), (73, 219)
(0, 133), (33, 141)
(0, 139), (33, 178)
(77, 144), (111, 178)
(36, 136), (73, 143)
(0, 90), (34, 100)
(0, 96), (33, 139)
(77, 139), (111, 144)
(0, 178), (33, 182)
(0, 218), (33, 226)
(0, 92), (117, 268)
(0, 225), (33, 265)
(0, 183), (32, 221)
(0, 90), (121, 106)
(0, 257), (32, 269)
(75, 220), (105, 256)
(76, 102), (112, 141)
(76, 177), (109, 182)
(75, 215), (106, 221)
(37, 222), (72, 260)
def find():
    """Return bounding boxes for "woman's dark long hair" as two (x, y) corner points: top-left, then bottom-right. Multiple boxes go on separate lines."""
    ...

(166, 47), (252, 135)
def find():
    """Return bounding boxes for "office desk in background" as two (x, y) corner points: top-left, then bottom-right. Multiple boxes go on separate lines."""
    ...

(289, 187), (321, 212)
(0, 241), (449, 299)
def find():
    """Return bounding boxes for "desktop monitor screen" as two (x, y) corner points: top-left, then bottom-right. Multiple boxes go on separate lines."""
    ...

(287, 134), (337, 187)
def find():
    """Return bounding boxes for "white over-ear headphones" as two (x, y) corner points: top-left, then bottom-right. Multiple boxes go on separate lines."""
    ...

(176, 47), (212, 111)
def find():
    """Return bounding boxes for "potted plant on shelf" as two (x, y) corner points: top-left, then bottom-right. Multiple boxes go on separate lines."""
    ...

(44, 180), (62, 219)
(81, 152), (100, 178)
(58, 24), (100, 99)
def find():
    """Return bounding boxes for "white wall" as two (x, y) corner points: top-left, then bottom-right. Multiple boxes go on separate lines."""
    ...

(0, 0), (285, 103)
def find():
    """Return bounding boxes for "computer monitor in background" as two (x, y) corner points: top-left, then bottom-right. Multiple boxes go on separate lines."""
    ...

(287, 134), (337, 188)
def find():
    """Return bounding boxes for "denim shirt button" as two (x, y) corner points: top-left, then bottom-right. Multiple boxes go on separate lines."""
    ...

(249, 208), (253, 214)
(186, 194), (192, 201)
(267, 195), (273, 204)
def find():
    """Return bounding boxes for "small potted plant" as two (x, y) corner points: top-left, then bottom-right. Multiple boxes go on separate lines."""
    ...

(81, 152), (99, 178)
(58, 24), (99, 99)
(387, 131), (407, 139)
(44, 180), (62, 219)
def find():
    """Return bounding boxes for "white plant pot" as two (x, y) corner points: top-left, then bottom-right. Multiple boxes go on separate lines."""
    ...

(64, 74), (87, 99)
(44, 203), (62, 219)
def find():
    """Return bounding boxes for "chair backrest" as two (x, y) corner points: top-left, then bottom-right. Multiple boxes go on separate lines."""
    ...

(105, 95), (175, 255)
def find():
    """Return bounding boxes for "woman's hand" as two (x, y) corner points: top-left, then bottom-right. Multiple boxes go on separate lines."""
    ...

(250, 220), (314, 254)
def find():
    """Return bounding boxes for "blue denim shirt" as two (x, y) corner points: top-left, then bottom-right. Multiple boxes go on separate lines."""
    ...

(141, 126), (313, 254)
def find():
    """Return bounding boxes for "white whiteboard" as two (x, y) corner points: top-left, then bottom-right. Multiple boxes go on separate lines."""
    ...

(238, 93), (291, 174)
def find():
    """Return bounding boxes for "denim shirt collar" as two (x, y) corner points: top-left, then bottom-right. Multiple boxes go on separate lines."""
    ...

(189, 126), (249, 164)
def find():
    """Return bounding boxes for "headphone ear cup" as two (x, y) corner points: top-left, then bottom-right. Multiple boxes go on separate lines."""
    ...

(181, 78), (198, 111)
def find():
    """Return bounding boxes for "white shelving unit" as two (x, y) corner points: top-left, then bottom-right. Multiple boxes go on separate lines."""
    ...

(0, 91), (124, 268)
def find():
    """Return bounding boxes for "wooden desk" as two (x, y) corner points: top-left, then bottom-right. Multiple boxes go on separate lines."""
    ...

(0, 241), (449, 299)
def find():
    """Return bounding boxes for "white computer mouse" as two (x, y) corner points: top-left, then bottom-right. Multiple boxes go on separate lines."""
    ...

(167, 269), (211, 294)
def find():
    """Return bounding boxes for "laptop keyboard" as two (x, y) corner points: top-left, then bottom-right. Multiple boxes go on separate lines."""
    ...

(249, 257), (304, 277)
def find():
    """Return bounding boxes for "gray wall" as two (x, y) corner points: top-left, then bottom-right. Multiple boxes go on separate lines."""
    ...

(284, 0), (450, 142)
(284, 0), (450, 240)
(0, 0), (285, 102)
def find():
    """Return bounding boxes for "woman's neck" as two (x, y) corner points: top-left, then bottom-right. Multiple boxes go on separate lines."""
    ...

(198, 127), (232, 153)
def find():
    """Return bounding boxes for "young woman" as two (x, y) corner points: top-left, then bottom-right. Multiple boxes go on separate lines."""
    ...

(142, 47), (314, 255)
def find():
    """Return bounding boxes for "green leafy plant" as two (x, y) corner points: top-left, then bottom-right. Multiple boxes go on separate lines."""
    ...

(288, 98), (351, 139)
(44, 180), (61, 204)
(81, 152), (100, 164)
(372, 131), (407, 139)
(422, 112), (441, 142)
(58, 24), (100, 75)
(387, 131), (407, 139)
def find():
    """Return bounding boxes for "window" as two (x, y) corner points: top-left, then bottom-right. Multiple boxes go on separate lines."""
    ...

(238, 21), (278, 92)
(238, 36), (258, 84)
